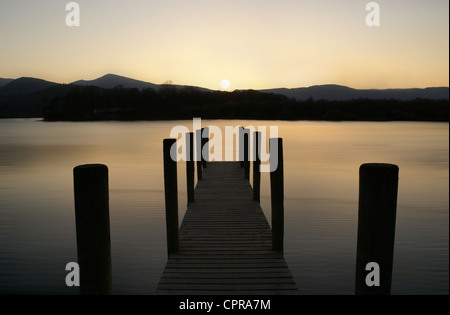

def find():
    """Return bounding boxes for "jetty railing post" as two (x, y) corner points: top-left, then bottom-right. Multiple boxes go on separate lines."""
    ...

(239, 126), (244, 167)
(186, 132), (195, 204)
(270, 138), (284, 253)
(163, 139), (179, 257)
(253, 131), (261, 202)
(244, 129), (250, 180)
(201, 127), (209, 168)
(355, 163), (399, 295)
(73, 164), (112, 295)
(196, 129), (203, 180)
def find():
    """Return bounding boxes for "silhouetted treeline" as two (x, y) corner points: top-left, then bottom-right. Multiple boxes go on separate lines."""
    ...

(43, 85), (449, 122)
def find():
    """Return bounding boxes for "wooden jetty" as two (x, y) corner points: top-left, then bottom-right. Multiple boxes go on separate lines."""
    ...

(156, 132), (298, 295)
(71, 128), (399, 295)
(157, 161), (299, 295)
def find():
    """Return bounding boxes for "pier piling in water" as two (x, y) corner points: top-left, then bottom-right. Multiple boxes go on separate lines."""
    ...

(201, 127), (209, 168)
(243, 129), (250, 180)
(270, 138), (284, 253)
(186, 132), (195, 204)
(73, 164), (112, 295)
(253, 131), (261, 202)
(239, 126), (245, 168)
(163, 139), (179, 257)
(196, 129), (203, 180)
(355, 163), (399, 295)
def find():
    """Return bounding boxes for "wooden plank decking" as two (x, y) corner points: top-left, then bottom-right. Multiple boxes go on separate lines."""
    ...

(157, 162), (298, 295)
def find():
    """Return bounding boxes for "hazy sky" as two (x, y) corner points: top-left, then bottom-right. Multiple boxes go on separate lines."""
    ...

(0, 0), (448, 90)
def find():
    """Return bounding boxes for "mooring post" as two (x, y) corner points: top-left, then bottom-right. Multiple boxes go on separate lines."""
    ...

(270, 138), (284, 253)
(239, 126), (244, 167)
(202, 127), (209, 168)
(253, 131), (261, 202)
(355, 163), (399, 295)
(163, 139), (179, 257)
(73, 164), (112, 295)
(196, 129), (203, 180)
(186, 132), (195, 204)
(244, 129), (250, 180)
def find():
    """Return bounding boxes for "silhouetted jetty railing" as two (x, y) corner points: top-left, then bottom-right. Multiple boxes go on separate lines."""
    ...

(72, 130), (399, 295)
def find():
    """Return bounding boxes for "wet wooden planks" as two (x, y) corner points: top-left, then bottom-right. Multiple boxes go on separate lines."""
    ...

(157, 162), (298, 295)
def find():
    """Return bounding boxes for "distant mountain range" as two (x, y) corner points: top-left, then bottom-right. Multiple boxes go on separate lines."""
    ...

(1, 73), (448, 100)
(0, 73), (448, 118)
(261, 85), (449, 101)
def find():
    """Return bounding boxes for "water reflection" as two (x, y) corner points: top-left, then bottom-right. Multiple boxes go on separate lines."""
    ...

(0, 119), (448, 294)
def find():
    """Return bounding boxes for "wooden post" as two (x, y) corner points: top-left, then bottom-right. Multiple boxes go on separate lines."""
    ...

(196, 129), (203, 180)
(270, 138), (284, 253)
(253, 131), (261, 202)
(163, 139), (179, 257)
(244, 129), (250, 180)
(73, 164), (112, 295)
(239, 126), (244, 167)
(186, 132), (195, 204)
(355, 163), (399, 295)
(201, 127), (209, 168)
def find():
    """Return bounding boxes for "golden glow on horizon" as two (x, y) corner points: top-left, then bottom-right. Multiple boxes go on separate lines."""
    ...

(0, 0), (448, 90)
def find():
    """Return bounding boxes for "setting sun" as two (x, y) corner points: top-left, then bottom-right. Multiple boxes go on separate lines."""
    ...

(221, 79), (230, 90)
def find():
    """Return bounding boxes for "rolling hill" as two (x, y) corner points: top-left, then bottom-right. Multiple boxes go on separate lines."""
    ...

(71, 74), (160, 90)
(0, 77), (58, 97)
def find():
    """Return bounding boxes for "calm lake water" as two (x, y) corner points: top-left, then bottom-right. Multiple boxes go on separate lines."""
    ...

(0, 119), (448, 295)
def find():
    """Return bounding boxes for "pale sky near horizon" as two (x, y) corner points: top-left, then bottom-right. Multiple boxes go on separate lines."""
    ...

(0, 0), (448, 90)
